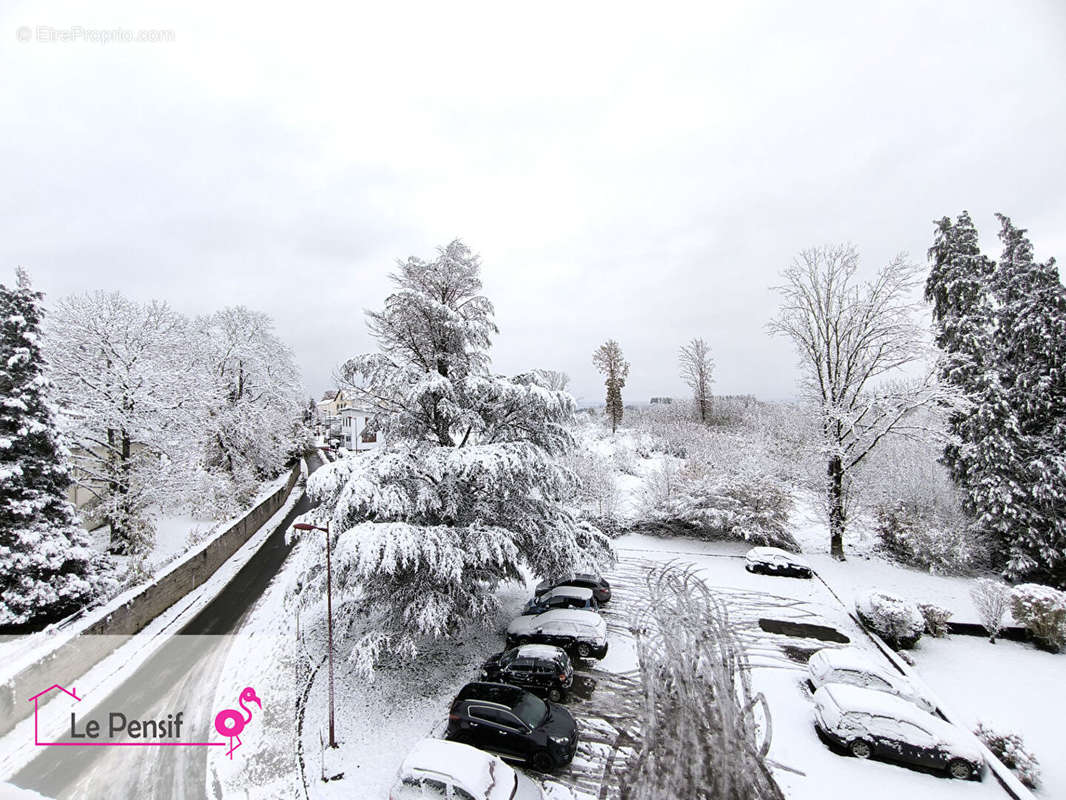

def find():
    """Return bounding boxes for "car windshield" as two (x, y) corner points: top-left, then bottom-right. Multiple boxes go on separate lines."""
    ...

(499, 649), (518, 667)
(511, 693), (548, 728)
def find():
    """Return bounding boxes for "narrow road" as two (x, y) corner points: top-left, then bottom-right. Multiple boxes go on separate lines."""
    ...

(11, 453), (323, 799)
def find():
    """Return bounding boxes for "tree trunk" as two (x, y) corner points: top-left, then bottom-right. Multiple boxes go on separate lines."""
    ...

(827, 455), (846, 560)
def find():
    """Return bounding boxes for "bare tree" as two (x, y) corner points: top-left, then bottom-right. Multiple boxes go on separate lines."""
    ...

(769, 244), (946, 559)
(971, 578), (1011, 643)
(593, 340), (629, 433)
(679, 337), (714, 422)
(536, 368), (570, 392)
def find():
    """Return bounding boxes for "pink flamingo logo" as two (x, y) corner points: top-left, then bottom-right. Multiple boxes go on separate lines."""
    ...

(214, 687), (261, 759)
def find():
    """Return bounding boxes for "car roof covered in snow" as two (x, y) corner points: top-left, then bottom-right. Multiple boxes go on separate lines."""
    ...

(400, 738), (516, 800)
(542, 585), (594, 601)
(516, 644), (569, 661)
(745, 546), (808, 564)
(810, 647), (887, 674)
(508, 607), (606, 635)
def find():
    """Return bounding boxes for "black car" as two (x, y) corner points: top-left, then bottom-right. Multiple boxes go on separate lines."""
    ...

(445, 682), (579, 772)
(480, 644), (574, 702)
(520, 585), (599, 616)
(535, 573), (611, 604)
(743, 547), (813, 579)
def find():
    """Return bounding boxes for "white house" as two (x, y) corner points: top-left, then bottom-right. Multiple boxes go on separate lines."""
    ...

(338, 405), (383, 452)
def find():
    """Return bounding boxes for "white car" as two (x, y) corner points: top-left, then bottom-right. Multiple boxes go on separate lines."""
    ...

(813, 684), (984, 780)
(744, 546), (812, 578)
(506, 608), (608, 659)
(390, 738), (546, 800)
(808, 647), (936, 713)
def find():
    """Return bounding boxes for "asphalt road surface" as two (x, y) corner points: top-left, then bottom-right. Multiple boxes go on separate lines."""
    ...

(11, 453), (322, 800)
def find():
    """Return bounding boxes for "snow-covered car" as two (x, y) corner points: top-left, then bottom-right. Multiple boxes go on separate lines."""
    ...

(481, 644), (574, 702)
(390, 738), (546, 799)
(813, 684), (984, 780)
(535, 573), (611, 604)
(521, 585), (599, 616)
(808, 647), (936, 713)
(506, 608), (608, 659)
(744, 546), (812, 578)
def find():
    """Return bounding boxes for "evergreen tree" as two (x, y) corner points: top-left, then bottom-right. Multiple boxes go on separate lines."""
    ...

(593, 340), (629, 433)
(990, 216), (1066, 584)
(291, 240), (612, 671)
(927, 213), (1066, 586)
(0, 268), (112, 629)
(926, 213), (1018, 561)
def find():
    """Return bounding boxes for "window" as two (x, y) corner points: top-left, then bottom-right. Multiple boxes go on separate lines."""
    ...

(361, 429), (377, 443)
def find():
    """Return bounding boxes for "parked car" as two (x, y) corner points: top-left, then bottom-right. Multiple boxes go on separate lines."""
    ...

(808, 647), (936, 713)
(521, 585), (599, 616)
(481, 644), (574, 702)
(444, 682), (579, 772)
(535, 573), (611, 604)
(813, 684), (984, 780)
(389, 738), (546, 799)
(744, 546), (812, 578)
(506, 608), (608, 659)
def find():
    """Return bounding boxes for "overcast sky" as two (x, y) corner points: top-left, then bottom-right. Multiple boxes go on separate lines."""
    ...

(3, 1), (1064, 405)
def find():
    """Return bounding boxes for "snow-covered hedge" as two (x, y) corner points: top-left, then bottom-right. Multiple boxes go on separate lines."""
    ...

(917, 602), (952, 638)
(640, 467), (798, 551)
(974, 723), (1041, 788)
(855, 591), (924, 649)
(874, 501), (984, 574)
(1010, 583), (1066, 653)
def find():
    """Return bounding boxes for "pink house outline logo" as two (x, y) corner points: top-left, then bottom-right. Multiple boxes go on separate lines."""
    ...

(29, 684), (226, 749)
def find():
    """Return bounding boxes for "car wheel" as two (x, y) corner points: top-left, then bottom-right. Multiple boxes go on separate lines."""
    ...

(947, 759), (972, 780)
(548, 687), (563, 703)
(530, 750), (555, 772)
(849, 739), (872, 759)
(517, 636), (531, 646)
(576, 643), (591, 658)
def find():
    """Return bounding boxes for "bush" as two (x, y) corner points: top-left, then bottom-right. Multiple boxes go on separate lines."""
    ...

(1010, 583), (1066, 653)
(974, 723), (1040, 788)
(917, 602), (952, 637)
(855, 591), (924, 649)
(639, 467), (798, 551)
(874, 501), (985, 574)
(970, 578), (1012, 644)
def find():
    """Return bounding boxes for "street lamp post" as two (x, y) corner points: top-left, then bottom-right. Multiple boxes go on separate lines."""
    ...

(292, 520), (336, 748)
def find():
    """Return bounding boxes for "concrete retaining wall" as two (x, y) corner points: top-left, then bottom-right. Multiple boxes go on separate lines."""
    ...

(0, 462), (302, 737)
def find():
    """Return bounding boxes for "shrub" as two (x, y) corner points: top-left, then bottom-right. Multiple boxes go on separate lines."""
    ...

(971, 578), (1012, 643)
(974, 723), (1040, 788)
(917, 602), (952, 637)
(639, 467), (798, 551)
(855, 591), (924, 649)
(1010, 583), (1066, 653)
(874, 501), (985, 574)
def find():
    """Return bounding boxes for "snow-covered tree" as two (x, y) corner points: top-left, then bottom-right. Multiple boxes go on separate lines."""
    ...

(45, 292), (202, 554)
(989, 216), (1066, 585)
(293, 240), (612, 670)
(593, 339), (628, 433)
(196, 306), (306, 507)
(927, 213), (1066, 586)
(678, 337), (714, 422)
(1, 269), (113, 628)
(770, 245), (948, 559)
(535, 368), (570, 392)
